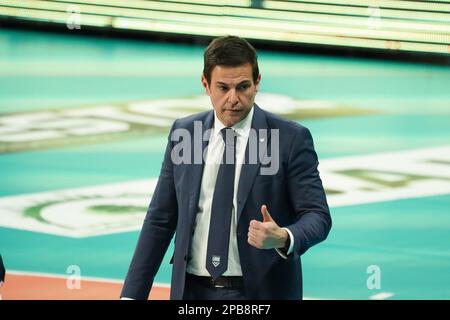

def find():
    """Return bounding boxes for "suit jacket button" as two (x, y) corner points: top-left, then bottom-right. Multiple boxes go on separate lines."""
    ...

(184, 255), (187, 261)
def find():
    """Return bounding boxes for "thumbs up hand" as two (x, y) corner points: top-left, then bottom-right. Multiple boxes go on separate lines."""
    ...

(247, 205), (289, 250)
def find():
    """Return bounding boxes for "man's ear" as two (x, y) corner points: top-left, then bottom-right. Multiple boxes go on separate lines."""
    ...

(201, 74), (210, 96)
(255, 74), (261, 92)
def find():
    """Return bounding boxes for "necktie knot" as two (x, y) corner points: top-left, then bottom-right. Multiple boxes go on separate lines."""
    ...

(220, 127), (237, 146)
(220, 127), (237, 166)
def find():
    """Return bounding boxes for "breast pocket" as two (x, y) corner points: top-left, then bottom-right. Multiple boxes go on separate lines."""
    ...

(252, 174), (282, 202)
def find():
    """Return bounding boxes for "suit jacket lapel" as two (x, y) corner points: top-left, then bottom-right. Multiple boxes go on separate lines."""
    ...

(187, 111), (214, 221)
(236, 104), (270, 222)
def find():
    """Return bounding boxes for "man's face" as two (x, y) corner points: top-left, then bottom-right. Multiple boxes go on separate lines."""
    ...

(201, 63), (260, 127)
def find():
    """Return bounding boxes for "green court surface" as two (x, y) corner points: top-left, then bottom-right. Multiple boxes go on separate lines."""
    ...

(0, 29), (449, 299)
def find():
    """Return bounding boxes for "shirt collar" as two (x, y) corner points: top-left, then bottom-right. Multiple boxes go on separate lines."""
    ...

(213, 106), (254, 138)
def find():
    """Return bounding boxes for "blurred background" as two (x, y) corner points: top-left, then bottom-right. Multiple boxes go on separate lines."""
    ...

(0, 0), (449, 300)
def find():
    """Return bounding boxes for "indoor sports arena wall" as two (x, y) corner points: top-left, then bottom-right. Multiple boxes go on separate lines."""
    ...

(0, 0), (449, 56)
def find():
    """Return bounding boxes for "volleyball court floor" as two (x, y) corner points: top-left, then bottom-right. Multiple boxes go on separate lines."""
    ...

(0, 29), (449, 299)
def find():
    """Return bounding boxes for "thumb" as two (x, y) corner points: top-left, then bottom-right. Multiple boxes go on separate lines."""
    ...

(261, 205), (273, 223)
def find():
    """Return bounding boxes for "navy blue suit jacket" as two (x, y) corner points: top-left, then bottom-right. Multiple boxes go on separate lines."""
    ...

(121, 105), (331, 300)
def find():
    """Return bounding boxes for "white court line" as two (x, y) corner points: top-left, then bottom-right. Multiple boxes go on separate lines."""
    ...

(370, 292), (395, 300)
(7, 269), (170, 288)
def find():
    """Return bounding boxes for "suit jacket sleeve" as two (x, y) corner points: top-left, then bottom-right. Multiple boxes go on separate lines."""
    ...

(285, 126), (332, 260)
(0, 254), (5, 282)
(120, 121), (179, 299)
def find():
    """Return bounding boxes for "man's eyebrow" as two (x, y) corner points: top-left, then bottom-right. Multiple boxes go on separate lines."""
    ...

(216, 80), (251, 86)
(216, 81), (229, 86)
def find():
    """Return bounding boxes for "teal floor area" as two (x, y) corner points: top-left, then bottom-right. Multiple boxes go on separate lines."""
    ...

(0, 29), (449, 299)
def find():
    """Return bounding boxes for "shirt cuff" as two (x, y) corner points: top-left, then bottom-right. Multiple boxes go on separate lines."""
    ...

(120, 297), (134, 300)
(275, 227), (294, 259)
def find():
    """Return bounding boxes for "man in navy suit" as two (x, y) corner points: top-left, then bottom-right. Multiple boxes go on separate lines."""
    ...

(121, 36), (331, 300)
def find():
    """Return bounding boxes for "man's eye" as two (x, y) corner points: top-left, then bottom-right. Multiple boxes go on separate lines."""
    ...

(237, 84), (250, 91)
(219, 86), (228, 91)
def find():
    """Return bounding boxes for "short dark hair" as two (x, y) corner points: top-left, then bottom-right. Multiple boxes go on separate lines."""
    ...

(203, 36), (259, 84)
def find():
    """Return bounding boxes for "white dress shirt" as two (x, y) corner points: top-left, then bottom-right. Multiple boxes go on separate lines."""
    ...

(187, 106), (294, 277)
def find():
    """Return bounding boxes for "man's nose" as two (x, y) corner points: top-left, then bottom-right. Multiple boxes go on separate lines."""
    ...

(227, 89), (238, 105)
